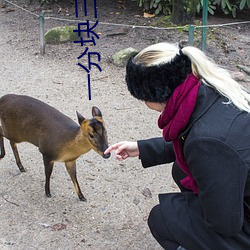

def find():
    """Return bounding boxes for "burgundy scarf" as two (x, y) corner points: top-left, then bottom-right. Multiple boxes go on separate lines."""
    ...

(158, 73), (201, 194)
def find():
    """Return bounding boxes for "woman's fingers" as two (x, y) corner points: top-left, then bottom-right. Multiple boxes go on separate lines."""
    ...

(104, 141), (139, 160)
(114, 143), (128, 155)
(104, 142), (125, 154)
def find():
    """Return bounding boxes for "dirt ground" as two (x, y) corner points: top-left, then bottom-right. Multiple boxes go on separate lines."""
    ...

(0, 0), (249, 249)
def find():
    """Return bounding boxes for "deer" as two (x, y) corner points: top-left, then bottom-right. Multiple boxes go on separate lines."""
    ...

(0, 94), (111, 202)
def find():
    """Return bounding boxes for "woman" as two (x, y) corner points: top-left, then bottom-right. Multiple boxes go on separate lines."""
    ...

(104, 42), (250, 250)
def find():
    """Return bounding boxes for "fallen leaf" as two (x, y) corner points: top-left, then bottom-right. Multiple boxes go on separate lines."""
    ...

(51, 223), (67, 231)
(143, 12), (155, 18)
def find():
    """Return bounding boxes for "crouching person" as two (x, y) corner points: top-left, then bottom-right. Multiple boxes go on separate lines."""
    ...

(105, 42), (250, 249)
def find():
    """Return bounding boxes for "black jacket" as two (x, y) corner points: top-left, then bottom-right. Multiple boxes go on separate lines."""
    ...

(138, 84), (250, 249)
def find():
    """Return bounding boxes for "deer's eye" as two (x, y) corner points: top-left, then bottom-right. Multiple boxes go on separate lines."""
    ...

(89, 133), (94, 139)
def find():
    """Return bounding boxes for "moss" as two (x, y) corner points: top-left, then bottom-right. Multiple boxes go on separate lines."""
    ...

(112, 48), (138, 67)
(152, 15), (197, 32)
(152, 16), (172, 28)
(45, 26), (79, 44)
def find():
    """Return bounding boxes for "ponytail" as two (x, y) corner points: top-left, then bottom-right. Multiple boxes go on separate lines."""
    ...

(182, 46), (250, 112)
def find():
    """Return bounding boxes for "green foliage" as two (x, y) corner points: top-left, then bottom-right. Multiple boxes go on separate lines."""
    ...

(136, 0), (172, 15)
(239, 0), (250, 9)
(197, 0), (216, 15)
(213, 0), (238, 17)
(135, 0), (250, 18)
(203, 0), (250, 18)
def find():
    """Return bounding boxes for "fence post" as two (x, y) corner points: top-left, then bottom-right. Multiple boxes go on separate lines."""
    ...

(188, 25), (195, 46)
(39, 11), (45, 55)
(202, 0), (208, 51)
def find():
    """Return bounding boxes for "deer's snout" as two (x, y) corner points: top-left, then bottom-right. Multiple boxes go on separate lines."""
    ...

(102, 152), (111, 159)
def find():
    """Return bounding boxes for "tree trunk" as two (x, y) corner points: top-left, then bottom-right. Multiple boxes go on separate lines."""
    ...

(171, 0), (198, 25)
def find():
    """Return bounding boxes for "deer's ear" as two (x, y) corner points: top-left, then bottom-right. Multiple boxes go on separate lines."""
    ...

(92, 106), (102, 118)
(76, 111), (85, 125)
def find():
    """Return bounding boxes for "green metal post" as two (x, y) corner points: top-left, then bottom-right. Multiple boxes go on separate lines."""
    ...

(188, 25), (195, 46)
(39, 11), (45, 55)
(202, 0), (208, 51)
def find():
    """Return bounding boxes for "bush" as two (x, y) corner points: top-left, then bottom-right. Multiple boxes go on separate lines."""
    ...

(212, 0), (250, 17)
(136, 0), (250, 18)
(136, 0), (172, 15)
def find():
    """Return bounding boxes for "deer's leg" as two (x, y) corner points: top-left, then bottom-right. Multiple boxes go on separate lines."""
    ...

(0, 127), (5, 159)
(65, 161), (86, 202)
(43, 155), (54, 198)
(10, 141), (25, 172)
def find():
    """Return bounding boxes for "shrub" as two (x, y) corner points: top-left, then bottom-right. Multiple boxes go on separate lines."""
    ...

(136, 0), (172, 15)
(136, 0), (250, 18)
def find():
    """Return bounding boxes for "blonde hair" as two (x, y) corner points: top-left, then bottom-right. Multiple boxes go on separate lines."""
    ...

(134, 42), (250, 113)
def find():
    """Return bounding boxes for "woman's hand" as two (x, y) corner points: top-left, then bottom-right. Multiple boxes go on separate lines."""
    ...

(104, 141), (139, 160)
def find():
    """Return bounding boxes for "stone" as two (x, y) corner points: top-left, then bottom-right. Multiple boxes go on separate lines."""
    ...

(237, 65), (250, 76)
(142, 187), (152, 198)
(0, 0), (6, 8)
(112, 47), (138, 67)
(231, 71), (247, 82)
(45, 26), (78, 44)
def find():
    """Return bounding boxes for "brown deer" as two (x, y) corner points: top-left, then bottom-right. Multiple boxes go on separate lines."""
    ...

(0, 94), (110, 201)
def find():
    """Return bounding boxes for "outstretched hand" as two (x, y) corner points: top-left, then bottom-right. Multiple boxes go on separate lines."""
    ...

(104, 141), (139, 160)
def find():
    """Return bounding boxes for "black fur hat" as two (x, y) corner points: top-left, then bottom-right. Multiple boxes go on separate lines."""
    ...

(125, 52), (192, 103)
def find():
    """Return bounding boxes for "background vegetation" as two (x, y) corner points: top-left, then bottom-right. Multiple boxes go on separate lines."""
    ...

(137, 0), (250, 17)
(38, 0), (250, 19)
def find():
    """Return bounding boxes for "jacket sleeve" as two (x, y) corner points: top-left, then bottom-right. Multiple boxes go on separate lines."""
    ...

(185, 136), (249, 237)
(137, 137), (176, 168)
